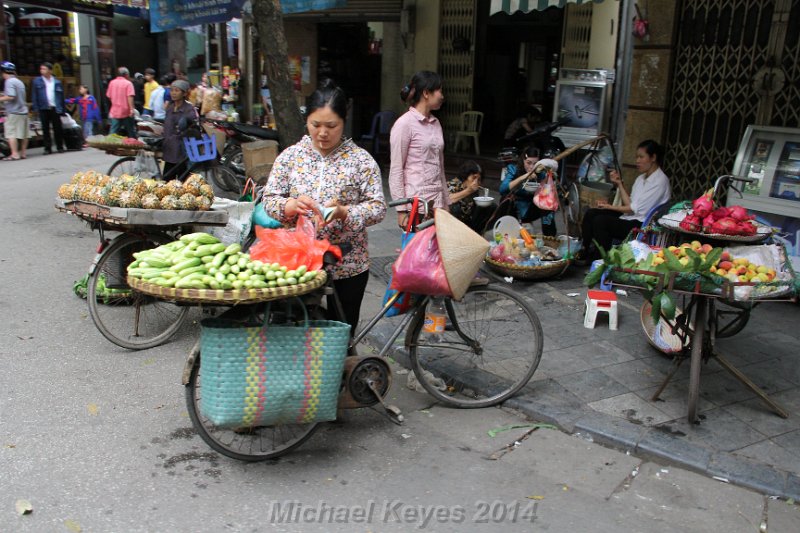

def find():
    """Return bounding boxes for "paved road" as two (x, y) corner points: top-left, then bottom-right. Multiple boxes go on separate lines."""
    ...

(1, 148), (799, 532)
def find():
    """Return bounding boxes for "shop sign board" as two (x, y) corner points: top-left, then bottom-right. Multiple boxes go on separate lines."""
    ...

(150, 0), (247, 32)
(280, 0), (346, 14)
(20, 0), (114, 18)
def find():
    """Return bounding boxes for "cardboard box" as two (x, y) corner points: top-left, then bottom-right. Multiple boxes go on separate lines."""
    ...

(242, 140), (278, 174)
(249, 163), (273, 185)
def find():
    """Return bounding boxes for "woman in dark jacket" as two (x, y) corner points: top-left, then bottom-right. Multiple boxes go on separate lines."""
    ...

(162, 79), (199, 179)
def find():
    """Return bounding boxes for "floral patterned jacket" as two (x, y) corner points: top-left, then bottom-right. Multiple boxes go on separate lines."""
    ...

(261, 136), (386, 280)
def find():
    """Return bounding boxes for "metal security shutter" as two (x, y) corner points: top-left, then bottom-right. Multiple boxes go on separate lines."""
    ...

(665, 0), (797, 200)
(439, 0), (477, 134)
(285, 0), (403, 21)
(561, 1), (593, 68)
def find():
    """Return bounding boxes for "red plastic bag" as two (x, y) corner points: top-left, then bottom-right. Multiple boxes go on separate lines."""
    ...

(390, 225), (452, 296)
(250, 216), (341, 271)
(533, 170), (559, 211)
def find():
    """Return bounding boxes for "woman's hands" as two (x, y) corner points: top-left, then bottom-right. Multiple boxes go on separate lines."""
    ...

(608, 169), (622, 186)
(284, 195), (321, 219)
(464, 174), (481, 194)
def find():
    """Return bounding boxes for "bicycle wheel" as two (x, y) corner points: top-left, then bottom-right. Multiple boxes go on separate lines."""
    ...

(198, 164), (242, 200)
(87, 233), (189, 349)
(108, 155), (162, 178)
(185, 349), (319, 461)
(713, 299), (752, 338)
(408, 284), (543, 408)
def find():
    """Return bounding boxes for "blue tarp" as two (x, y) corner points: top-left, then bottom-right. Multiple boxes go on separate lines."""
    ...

(280, 0), (346, 14)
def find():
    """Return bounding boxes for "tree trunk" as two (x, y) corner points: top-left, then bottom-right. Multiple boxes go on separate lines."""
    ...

(250, 0), (305, 148)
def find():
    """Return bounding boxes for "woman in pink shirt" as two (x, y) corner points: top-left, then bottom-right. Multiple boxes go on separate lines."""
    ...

(389, 71), (448, 228)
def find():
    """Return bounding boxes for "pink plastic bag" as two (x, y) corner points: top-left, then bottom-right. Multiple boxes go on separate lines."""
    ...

(533, 170), (559, 211)
(390, 225), (452, 297)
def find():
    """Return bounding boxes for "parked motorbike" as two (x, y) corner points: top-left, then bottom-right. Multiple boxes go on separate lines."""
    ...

(205, 119), (280, 176)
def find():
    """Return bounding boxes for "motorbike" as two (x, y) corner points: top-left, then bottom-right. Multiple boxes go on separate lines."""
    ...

(205, 119), (281, 176)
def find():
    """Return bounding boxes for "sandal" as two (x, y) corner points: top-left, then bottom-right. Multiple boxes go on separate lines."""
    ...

(2, 156), (21, 161)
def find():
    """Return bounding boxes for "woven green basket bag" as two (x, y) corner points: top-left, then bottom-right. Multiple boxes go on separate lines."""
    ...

(199, 301), (351, 428)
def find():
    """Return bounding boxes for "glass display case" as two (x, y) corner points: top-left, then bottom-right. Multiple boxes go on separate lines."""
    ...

(731, 125), (800, 269)
(551, 68), (612, 147)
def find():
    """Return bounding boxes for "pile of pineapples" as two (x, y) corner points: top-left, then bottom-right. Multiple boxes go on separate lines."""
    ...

(57, 171), (214, 211)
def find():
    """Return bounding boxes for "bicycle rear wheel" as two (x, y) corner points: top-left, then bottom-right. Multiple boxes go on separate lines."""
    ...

(408, 284), (543, 408)
(87, 233), (189, 349)
(185, 349), (319, 461)
(198, 164), (242, 200)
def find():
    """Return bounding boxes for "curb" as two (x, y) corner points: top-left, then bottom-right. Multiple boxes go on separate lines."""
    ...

(364, 323), (800, 501)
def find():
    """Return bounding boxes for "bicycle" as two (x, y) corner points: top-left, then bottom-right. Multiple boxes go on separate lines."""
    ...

(106, 132), (242, 200)
(182, 198), (544, 461)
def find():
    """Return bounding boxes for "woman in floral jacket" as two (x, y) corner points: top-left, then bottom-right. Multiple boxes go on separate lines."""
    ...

(262, 80), (386, 332)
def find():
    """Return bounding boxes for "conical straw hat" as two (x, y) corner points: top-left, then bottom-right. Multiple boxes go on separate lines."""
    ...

(435, 209), (490, 300)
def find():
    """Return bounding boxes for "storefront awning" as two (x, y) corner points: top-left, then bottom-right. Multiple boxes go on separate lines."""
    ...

(490, 0), (603, 15)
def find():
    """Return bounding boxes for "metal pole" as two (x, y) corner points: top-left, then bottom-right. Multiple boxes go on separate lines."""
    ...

(611, 0), (634, 158)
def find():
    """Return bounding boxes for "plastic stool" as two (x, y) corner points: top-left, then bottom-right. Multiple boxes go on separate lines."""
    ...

(584, 289), (618, 330)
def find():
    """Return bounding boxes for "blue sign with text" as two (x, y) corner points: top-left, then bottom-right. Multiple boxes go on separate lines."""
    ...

(150, 0), (247, 33)
(280, 0), (345, 14)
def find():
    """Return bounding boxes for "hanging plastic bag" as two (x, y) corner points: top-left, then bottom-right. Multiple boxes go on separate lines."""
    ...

(533, 170), (559, 211)
(249, 216), (341, 271)
(390, 225), (452, 297)
(240, 178), (281, 229)
(382, 198), (420, 317)
(134, 149), (160, 178)
(203, 197), (255, 245)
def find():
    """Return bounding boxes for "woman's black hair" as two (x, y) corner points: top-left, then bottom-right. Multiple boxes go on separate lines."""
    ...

(457, 160), (482, 181)
(400, 71), (443, 105)
(307, 78), (348, 121)
(638, 139), (664, 166)
(80, 84), (91, 94)
(521, 144), (541, 160)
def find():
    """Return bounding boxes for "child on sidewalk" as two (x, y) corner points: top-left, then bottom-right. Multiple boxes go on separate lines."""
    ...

(66, 85), (102, 145)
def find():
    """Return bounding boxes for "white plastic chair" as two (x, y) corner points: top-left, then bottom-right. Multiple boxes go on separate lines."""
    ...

(453, 111), (484, 155)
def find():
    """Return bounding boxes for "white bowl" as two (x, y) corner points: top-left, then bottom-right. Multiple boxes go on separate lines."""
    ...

(474, 196), (494, 207)
(523, 181), (539, 192)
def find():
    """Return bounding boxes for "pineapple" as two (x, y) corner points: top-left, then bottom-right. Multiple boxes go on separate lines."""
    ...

(199, 183), (214, 200)
(131, 179), (149, 198)
(160, 195), (180, 210)
(165, 179), (184, 197)
(70, 172), (83, 185)
(91, 186), (106, 205)
(106, 184), (124, 206)
(178, 193), (197, 211)
(195, 196), (212, 211)
(141, 193), (160, 209)
(58, 183), (72, 199)
(153, 182), (169, 199)
(97, 174), (111, 188)
(184, 174), (204, 196)
(118, 190), (142, 209)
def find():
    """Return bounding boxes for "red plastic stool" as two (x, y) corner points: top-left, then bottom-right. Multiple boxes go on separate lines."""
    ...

(584, 290), (618, 330)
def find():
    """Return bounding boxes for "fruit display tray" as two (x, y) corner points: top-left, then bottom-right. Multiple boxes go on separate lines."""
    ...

(55, 198), (228, 228)
(127, 271), (327, 305)
(658, 210), (772, 243)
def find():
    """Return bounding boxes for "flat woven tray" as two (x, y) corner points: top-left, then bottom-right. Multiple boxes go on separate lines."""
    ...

(88, 141), (148, 153)
(658, 210), (772, 243)
(55, 197), (228, 227)
(127, 271), (327, 304)
(485, 256), (570, 280)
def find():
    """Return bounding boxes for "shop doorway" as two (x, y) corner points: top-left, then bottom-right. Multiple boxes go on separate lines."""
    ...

(475, 2), (564, 153)
(317, 22), (382, 140)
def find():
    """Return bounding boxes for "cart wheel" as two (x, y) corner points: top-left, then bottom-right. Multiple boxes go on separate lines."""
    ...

(87, 233), (189, 350)
(713, 300), (752, 338)
(185, 351), (319, 461)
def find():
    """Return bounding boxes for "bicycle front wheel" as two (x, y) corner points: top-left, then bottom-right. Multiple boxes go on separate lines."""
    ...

(408, 284), (543, 408)
(108, 155), (162, 178)
(87, 233), (189, 349)
(186, 349), (319, 461)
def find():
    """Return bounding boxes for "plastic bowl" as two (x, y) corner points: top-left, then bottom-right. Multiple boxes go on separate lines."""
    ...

(474, 196), (494, 207)
(523, 181), (539, 192)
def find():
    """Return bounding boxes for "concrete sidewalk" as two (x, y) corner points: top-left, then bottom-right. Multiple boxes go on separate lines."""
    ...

(362, 178), (800, 501)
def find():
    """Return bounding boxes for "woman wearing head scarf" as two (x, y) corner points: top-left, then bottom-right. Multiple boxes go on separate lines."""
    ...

(162, 79), (199, 179)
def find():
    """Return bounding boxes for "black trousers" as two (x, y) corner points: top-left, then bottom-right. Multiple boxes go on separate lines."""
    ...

(581, 208), (640, 255)
(328, 270), (370, 335)
(522, 203), (557, 237)
(39, 108), (64, 151)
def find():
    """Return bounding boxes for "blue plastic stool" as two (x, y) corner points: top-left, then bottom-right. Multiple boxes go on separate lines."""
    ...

(589, 259), (613, 291)
(183, 134), (217, 163)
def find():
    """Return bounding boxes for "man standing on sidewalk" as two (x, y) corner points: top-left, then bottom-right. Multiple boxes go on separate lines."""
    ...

(31, 61), (65, 154)
(0, 61), (29, 160)
(106, 67), (136, 138)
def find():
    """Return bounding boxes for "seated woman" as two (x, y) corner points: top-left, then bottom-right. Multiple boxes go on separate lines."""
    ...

(578, 139), (671, 262)
(504, 105), (543, 144)
(448, 160), (494, 234)
(499, 145), (557, 236)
